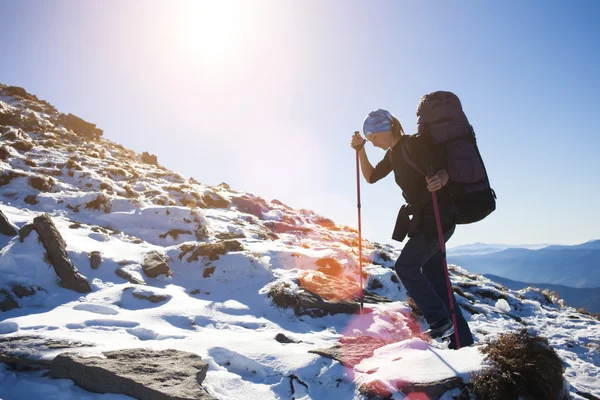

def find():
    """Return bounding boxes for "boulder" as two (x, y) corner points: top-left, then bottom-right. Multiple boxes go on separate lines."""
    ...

(89, 251), (102, 270)
(0, 290), (18, 312)
(63, 113), (100, 139)
(141, 151), (158, 166)
(0, 209), (18, 236)
(142, 251), (171, 278)
(32, 213), (91, 293)
(50, 348), (215, 400)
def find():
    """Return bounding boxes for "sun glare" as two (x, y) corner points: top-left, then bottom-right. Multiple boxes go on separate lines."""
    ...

(176, 1), (249, 66)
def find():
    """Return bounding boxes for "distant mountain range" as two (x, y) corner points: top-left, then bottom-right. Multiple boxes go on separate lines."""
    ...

(448, 240), (600, 288)
(448, 242), (554, 256)
(485, 274), (600, 313)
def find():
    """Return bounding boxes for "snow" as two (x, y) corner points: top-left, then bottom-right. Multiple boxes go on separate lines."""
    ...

(1, 92), (599, 399)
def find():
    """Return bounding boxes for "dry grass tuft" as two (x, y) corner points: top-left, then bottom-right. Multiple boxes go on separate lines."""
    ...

(471, 329), (566, 400)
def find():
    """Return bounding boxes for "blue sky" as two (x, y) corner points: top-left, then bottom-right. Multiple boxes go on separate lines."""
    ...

(1, 0), (598, 247)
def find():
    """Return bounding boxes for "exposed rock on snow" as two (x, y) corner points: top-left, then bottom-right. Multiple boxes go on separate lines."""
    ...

(89, 250), (102, 269)
(50, 348), (214, 400)
(267, 272), (392, 316)
(61, 113), (102, 139)
(132, 288), (170, 303)
(0, 336), (92, 371)
(178, 240), (244, 262)
(32, 213), (91, 293)
(0, 290), (18, 312)
(309, 336), (389, 368)
(142, 250), (171, 278)
(0, 208), (17, 236)
(115, 268), (146, 285)
(11, 284), (39, 298)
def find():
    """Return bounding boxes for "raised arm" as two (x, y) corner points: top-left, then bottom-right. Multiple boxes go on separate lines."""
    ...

(351, 131), (374, 182)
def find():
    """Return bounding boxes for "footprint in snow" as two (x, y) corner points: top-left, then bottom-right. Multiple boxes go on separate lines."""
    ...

(73, 303), (119, 315)
(84, 319), (140, 328)
(126, 327), (185, 341)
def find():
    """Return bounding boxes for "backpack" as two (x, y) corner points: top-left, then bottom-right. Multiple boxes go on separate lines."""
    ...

(407, 91), (496, 224)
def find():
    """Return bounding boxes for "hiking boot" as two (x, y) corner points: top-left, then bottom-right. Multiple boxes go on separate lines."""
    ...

(424, 318), (454, 339)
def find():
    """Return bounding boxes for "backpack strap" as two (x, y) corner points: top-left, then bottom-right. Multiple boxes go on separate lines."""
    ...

(401, 141), (426, 177)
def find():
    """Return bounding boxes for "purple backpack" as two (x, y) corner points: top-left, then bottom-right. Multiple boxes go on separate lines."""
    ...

(409, 91), (496, 224)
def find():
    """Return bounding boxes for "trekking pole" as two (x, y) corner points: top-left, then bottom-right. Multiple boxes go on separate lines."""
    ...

(355, 133), (364, 314)
(427, 168), (461, 349)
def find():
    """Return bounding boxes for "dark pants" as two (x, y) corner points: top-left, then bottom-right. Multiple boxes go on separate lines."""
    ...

(394, 225), (474, 349)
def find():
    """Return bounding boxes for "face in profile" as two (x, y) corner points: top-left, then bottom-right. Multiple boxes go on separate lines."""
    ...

(366, 130), (394, 150)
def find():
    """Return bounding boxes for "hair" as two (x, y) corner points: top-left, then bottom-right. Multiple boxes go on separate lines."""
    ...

(391, 117), (405, 138)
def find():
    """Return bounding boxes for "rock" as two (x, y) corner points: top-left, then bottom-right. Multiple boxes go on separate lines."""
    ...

(24, 194), (39, 205)
(4, 86), (35, 100)
(0, 290), (18, 312)
(1, 127), (27, 141)
(0, 336), (92, 371)
(309, 336), (389, 368)
(0, 145), (10, 160)
(89, 251), (102, 270)
(0, 209), (18, 236)
(267, 273), (392, 317)
(358, 377), (465, 400)
(203, 266), (216, 278)
(115, 268), (146, 285)
(201, 192), (229, 209)
(50, 348), (215, 400)
(231, 195), (266, 219)
(63, 113), (100, 138)
(275, 333), (300, 344)
(132, 290), (169, 303)
(0, 111), (17, 126)
(178, 240), (244, 262)
(18, 222), (34, 242)
(141, 151), (158, 166)
(11, 140), (34, 152)
(142, 251), (171, 278)
(12, 284), (38, 298)
(315, 257), (344, 278)
(32, 213), (91, 293)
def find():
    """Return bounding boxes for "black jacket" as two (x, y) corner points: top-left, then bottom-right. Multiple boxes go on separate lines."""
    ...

(368, 134), (457, 242)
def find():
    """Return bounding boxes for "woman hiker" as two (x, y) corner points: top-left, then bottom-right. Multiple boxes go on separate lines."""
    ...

(350, 109), (474, 350)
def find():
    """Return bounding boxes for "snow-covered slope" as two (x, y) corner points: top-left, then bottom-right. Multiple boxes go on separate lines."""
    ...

(1, 85), (599, 399)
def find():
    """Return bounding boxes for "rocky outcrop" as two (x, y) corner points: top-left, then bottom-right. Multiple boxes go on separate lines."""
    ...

(141, 151), (158, 166)
(0, 335), (92, 371)
(22, 213), (91, 293)
(3, 86), (36, 101)
(50, 348), (215, 400)
(267, 273), (392, 317)
(62, 113), (102, 139)
(178, 240), (244, 262)
(142, 251), (171, 278)
(0, 209), (18, 236)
